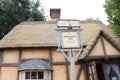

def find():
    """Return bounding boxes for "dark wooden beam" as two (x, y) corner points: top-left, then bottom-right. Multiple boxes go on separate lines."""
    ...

(85, 55), (120, 60)
(49, 48), (53, 80)
(100, 36), (107, 56)
(53, 61), (80, 66)
(102, 63), (107, 80)
(49, 48), (53, 67)
(19, 49), (22, 65)
(65, 52), (70, 80)
(76, 64), (84, 80)
(53, 62), (68, 66)
(21, 58), (49, 63)
(2, 63), (18, 67)
(18, 49), (22, 80)
(0, 50), (3, 71)
(84, 64), (88, 80)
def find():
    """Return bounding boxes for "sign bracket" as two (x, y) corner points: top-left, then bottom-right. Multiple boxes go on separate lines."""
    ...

(56, 19), (83, 80)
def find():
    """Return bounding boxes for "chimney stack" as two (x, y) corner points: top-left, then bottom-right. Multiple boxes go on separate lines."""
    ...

(50, 8), (61, 21)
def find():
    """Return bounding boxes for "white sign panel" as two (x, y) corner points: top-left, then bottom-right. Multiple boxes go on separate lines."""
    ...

(57, 20), (80, 27)
(61, 31), (80, 48)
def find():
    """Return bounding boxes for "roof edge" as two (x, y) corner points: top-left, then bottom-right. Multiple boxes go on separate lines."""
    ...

(79, 29), (120, 60)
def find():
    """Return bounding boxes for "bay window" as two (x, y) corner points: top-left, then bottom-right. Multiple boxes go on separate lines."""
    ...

(19, 71), (51, 80)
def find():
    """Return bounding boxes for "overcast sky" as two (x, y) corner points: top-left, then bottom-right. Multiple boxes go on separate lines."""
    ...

(40, 0), (109, 25)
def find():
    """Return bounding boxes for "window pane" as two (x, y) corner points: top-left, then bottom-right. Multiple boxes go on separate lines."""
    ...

(89, 67), (92, 74)
(94, 74), (96, 80)
(90, 75), (92, 80)
(25, 72), (30, 79)
(112, 77), (117, 80)
(38, 72), (43, 79)
(31, 72), (37, 79)
(92, 65), (94, 73)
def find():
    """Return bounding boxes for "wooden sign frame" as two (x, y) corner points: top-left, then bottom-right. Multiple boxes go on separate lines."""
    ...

(61, 30), (80, 49)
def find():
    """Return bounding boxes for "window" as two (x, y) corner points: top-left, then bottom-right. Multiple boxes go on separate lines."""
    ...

(19, 71), (51, 80)
(38, 72), (44, 79)
(25, 72), (30, 79)
(87, 61), (98, 80)
(25, 71), (43, 79)
(87, 61), (105, 80)
(106, 63), (120, 80)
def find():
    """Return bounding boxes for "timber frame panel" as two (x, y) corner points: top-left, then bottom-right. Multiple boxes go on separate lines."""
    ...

(0, 50), (3, 71)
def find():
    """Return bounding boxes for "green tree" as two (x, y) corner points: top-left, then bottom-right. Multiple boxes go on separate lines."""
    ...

(104, 0), (120, 37)
(0, 0), (45, 39)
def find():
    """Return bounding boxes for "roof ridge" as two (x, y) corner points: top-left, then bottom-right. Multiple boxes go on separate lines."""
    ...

(19, 20), (104, 25)
(20, 21), (57, 25)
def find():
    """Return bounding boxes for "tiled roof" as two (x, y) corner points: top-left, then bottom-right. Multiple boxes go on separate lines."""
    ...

(0, 20), (103, 48)
(18, 59), (52, 71)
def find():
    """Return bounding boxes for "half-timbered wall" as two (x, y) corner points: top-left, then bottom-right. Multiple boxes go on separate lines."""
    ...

(52, 48), (65, 62)
(69, 65), (85, 80)
(22, 48), (49, 59)
(89, 38), (105, 56)
(103, 38), (120, 55)
(1, 36), (119, 80)
(0, 48), (86, 80)
(3, 49), (19, 63)
(88, 36), (120, 57)
(1, 67), (18, 80)
(0, 37), (120, 80)
(53, 65), (67, 80)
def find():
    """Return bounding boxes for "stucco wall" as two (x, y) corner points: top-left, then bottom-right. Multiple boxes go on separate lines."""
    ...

(89, 38), (104, 56)
(52, 48), (66, 62)
(53, 65), (66, 80)
(22, 48), (49, 59)
(89, 37), (120, 57)
(69, 65), (85, 80)
(3, 49), (19, 63)
(103, 38), (120, 55)
(1, 67), (18, 80)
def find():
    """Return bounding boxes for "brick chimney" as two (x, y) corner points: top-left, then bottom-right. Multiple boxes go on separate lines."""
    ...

(50, 8), (61, 21)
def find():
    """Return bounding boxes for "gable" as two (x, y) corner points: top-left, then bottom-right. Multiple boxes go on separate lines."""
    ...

(89, 38), (104, 56)
(88, 36), (120, 57)
(103, 38), (120, 55)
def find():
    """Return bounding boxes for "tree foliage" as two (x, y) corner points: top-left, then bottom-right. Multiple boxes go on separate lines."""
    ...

(0, 0), (45, 39)
(104, 0), (120, 37)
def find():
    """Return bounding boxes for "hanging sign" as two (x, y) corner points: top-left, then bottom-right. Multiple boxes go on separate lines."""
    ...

(61, 31), (80, 48)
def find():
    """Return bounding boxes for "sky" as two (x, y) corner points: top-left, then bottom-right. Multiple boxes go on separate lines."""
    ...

(40, 0), (109, 25)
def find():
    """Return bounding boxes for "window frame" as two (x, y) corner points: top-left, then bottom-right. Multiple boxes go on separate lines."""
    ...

(19, 70), (51, 80)
(87, 61), (98, 80)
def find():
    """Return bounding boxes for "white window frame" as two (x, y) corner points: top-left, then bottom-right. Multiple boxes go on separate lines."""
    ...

(19, 71), (51, 80)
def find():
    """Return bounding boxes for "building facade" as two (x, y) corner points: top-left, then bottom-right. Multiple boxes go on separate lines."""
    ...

(0, 9), (120, 80)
